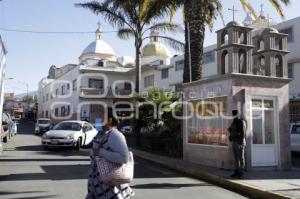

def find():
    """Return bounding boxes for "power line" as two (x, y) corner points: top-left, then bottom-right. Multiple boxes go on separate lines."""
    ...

(0, 27), (119, 34)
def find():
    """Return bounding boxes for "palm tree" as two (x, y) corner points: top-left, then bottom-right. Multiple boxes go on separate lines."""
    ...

(162, 0), (291, 83)
(76, 0), (184, 94)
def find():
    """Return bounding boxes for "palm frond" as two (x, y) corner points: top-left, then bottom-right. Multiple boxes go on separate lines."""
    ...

(75, 1), (127, 28)
(144, 35), (184, 52)
(139, 0), (151, 20)
(117, 28), (135, 40)
(239, 0), (257, 18)
(141, 0), (171, 25)
(268, 0), (290, 19)
(145, 22), (184, 35)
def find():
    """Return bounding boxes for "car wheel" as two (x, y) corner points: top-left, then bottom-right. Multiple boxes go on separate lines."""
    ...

(75, 138), (82, 151)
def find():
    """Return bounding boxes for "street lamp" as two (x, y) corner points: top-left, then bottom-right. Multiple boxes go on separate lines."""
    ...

(6, 78), (29, 99)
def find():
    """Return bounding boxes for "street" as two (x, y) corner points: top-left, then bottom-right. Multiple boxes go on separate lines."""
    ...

(0, 120), (249, 199)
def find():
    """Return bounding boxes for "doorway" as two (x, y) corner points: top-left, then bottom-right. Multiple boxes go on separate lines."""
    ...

(251, 97), (278, 167)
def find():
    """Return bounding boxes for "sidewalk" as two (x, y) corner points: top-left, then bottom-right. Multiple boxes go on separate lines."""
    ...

(131, 149), (300, 199)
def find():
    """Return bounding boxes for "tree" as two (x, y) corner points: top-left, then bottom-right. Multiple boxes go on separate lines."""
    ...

(76, 0), (184, 94)
(161, 0), (291, 83)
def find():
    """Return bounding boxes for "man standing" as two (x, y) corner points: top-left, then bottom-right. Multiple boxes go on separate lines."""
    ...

(228, 110), (246, 179)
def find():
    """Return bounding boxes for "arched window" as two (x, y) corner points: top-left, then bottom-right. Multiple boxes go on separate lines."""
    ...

(221, 50), (229, 74)
(275, 37), (283, 50)
(221, 30), (228, 46)
(257, 39), (264, 51)
(255, 56), (266, 75)
(238, 49), (247, 73)
(239, 31), (247, 44)
(275, 55), (283, 77)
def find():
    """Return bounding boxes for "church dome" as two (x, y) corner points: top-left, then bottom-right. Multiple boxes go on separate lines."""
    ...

(243, 12), (255, 26)
(226, 21), (244, 27)
(79, 28), (116, 62)
(262, 27), (279, 35)
(142, 42), (171, 58)
(82, 40), (116, 56)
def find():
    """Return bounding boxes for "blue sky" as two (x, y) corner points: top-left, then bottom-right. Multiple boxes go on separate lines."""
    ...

(1, 0), (299, 94)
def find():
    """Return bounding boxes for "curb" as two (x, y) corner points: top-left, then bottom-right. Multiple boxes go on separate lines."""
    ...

(131, 149), (294, 199)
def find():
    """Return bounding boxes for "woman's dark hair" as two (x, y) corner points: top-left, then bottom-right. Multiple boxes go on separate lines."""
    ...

(108, 108), (118, 126)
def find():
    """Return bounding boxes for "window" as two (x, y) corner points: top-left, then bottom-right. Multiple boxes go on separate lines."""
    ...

(61, 107), (66, 116)
(124, 82), (132, 90)
(290, 103), (300, 122)
(187, 96), (228, 146)
(55, 88), (59, 96)
(144, 75), (154, 88)
(46, 94), (49, 101)
(203, 51), (215, 64)
(175, 60), (184, 71)
(67, 83), (70, 90)
(43, 96), (45, 103)
(66, 105), (70, 116)
(280, 27), (293, 42)
(89, 79), (104, 89)
(175, 84), (183, 92)
(45, 111), (49, 118)
(55, 108), (59, 117)
(288, 63), (294, 79)
(97, 60), (104, 67)
(72, 79), (77, 91)
(161, 68), (169, 79)
(61, 85), (65, 95)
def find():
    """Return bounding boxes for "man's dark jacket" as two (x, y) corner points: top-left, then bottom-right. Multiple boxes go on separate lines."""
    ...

(229, 118), (245, 145)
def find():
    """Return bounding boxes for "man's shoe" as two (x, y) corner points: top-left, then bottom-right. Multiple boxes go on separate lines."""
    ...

(238, 172), (244, 179)
(230, 172), (238, 178)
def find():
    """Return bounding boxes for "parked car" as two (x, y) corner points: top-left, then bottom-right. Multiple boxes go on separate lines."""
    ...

(1, 113), (11, 142)
(120, 126), (132, 135)
(35, 118), (53, 134)
(291, 122), (300, 152)
(41, 120), (98, 150)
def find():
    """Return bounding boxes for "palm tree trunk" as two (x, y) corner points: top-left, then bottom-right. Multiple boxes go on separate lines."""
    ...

(135, 46), (141, 94)
(183, 0), (206, 83)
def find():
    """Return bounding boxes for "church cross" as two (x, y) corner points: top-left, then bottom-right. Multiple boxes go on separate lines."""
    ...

(228, 6), (239, 21)
(97, 22), (102, 29)
(267, 14), (273, 27)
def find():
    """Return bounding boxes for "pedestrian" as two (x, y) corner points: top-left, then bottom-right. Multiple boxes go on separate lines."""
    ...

(228, 110), (246, 179)
(86, 108), (134, 199)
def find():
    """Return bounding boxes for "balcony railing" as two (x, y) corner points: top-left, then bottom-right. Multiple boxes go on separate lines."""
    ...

(80, 87), (133, 98)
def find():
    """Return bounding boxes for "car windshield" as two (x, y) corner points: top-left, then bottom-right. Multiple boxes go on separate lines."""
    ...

(38, 120), (51, 124)
(292, 125), (300, 134)
(53, 122), (82, 131)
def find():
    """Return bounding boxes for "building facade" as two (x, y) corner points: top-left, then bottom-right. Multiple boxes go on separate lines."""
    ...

(0, 36), (7, 127)
(0, 35), (7, 154)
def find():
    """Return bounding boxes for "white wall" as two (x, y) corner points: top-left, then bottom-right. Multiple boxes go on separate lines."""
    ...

(0, 38), (6, 129)
(276, 17), (300, 98)
(38, 66), (80, 118)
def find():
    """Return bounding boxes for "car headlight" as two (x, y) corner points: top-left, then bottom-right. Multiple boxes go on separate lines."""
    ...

(66, 135), (74, 140)
(42, 134), (48, 139)
(35, 126), (40, 131)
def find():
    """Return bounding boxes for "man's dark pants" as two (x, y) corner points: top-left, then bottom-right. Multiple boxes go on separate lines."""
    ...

(232, 141), (245, 175)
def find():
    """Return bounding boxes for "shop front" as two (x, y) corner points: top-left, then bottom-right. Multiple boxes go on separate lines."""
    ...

(183, 74), (291, 170)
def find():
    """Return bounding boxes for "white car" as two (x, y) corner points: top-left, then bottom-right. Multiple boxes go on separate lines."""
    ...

(290, 122), (300, 152)
(35, 118), (53, 134)
(41, 121), (98, 150)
